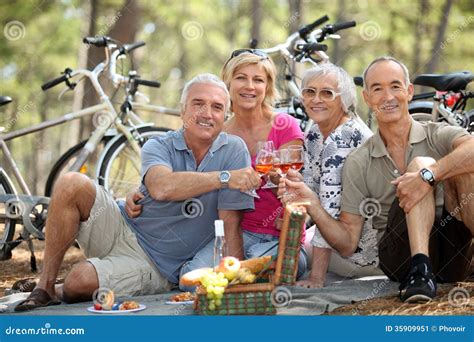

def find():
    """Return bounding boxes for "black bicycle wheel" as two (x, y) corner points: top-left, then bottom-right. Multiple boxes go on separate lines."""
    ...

(0, 170), (16, 260)
(409, 105), (432, 115)
(98, 126), (170, 199)
(410, 113), (433, 122)
(44, 139), (102, 197)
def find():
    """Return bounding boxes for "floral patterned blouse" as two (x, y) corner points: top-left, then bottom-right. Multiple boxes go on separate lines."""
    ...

(303, 117), (379, 267)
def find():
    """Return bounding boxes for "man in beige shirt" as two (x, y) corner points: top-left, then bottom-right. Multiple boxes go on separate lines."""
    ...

(280, 56), (473, 303)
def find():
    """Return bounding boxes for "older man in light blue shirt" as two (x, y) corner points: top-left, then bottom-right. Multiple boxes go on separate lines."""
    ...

(15, 74), (260, 312)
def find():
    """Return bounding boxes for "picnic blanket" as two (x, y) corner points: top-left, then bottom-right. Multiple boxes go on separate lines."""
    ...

(0, 275), (398, 315)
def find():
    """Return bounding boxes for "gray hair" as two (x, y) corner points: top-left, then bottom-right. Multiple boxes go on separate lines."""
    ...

(362, 56), (410, 91)
(180, 73), (231, 112)
(301, 63), (357, 115)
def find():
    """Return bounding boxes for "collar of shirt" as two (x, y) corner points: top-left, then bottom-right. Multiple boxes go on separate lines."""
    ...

(171, 129), (229, 155)
(371, 118), (427, 158)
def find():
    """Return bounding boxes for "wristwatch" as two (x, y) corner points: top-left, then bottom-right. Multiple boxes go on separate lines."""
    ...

(219, 171), (231, 188)
(419, 168), (435, 186)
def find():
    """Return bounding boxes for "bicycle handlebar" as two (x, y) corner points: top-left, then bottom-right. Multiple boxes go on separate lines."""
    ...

(41, 68), (72, 91)
(134, 78), (161, 88)
(298, 15), (330, 40)
(332, 20), (357, 33)
(316, 21), (356, 42)
(83, 36), (110, 47)
(119, 41), (146, 55)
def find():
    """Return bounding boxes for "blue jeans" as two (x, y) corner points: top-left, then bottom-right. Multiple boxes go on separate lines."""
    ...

(242, 230), (308, 280)
(179, 230), (308, 291)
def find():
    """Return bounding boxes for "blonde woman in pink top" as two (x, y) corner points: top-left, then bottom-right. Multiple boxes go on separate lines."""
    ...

(221, 50), (307, 278)
(125, 50), (308, 279)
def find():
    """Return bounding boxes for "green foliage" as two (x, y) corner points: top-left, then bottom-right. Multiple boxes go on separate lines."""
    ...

(0, 0), (473, 193)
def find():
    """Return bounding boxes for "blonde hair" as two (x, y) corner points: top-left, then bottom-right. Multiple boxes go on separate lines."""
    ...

(221, 53), (279, 113)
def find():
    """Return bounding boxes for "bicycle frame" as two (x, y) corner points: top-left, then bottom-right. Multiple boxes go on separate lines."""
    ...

(430, 92), (464, 126)
(1, 103), (109, 195)
(0, 59), (146, 239)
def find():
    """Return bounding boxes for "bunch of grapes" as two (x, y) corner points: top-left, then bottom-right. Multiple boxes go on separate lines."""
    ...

(201, 271), (229, 311)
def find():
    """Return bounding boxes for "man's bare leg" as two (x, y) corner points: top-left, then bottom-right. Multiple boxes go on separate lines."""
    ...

(23, 172), (97, 304)
(405, 157), (436, 256)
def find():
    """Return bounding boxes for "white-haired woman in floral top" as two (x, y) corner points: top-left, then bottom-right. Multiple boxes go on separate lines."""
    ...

(284, 63), (382, 288)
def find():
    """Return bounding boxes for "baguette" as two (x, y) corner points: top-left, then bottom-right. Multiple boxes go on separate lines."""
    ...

(179, 267), (213, 288)
(240, 255), (273, 274)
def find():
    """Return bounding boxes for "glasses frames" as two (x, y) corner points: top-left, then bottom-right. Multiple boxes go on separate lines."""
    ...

(230, 48), (269, 60)
(301, 87), (341, 102)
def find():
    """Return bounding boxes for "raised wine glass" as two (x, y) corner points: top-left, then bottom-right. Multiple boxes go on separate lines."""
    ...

(288, 145), (304, 172)
(255, 141), (277, 189)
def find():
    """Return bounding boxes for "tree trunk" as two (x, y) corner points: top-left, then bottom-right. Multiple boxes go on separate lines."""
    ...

(386, 10), (397, 54)
(425, 0), (453, 73)
(332, 0), (346, 65)
(286, 0), (303, 96)
(78, 0), (99, 140)
(79, 0), (141, 139)
(412, 0), (429, 75)
(69, 0), (97, 148)
(251, 0), (262, 45)
(287, 0), (302, 35)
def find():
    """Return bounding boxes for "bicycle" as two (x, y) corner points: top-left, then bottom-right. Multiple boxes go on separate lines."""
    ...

(408, 71), (474, 132)
(44, 37), (180, 198)
(253, 15), (357, 133)
(0, 37), (178, 266)
(356, 71), (474, 133)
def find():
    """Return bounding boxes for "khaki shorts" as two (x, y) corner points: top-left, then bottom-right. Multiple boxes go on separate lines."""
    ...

(328, 251), (384, 278)
(76, 184), (171, 296)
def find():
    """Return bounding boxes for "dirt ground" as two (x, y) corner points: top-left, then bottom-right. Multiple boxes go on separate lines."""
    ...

(1, 240), (472, 315)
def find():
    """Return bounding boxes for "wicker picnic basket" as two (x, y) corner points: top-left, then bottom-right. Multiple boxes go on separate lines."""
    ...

(195, 204), (306, 315)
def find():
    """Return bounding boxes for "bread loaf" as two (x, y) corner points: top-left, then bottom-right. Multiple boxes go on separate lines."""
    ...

(240, 255), (273, 274)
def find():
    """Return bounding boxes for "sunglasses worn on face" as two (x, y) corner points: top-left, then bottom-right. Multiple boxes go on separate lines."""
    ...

(301, 87), (341, 102)
(230, 49), (269, 59)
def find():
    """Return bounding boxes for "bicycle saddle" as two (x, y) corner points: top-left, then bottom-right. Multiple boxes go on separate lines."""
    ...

(0, 96), (12, 107)
(413, 71), (474, 92)
(353, 76), (363, 87)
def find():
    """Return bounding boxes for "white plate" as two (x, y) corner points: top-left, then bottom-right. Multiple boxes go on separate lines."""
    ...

(165, 300), (194, 305)
(87, 304), (146, 314)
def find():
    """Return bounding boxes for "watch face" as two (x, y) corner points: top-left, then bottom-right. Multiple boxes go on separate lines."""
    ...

(422, 169), (432, 179)
(220, 171), (230, 182)
(420, 168), (434, 184)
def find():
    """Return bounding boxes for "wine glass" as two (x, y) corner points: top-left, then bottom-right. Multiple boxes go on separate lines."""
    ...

(273, 149), (291, 179)
(255, 141), (277, 189)
(288, 145), (304, 172)
(243, 141), (274, 199)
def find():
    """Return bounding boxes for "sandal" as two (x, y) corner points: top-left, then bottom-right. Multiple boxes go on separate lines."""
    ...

(14, 288), (61, 312)
(12, 279), (37, 293)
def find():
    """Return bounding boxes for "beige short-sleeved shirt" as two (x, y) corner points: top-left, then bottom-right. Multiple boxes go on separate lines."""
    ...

(341, 119), (469, 240)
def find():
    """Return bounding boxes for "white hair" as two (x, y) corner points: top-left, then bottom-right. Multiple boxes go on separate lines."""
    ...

(180, 73), (231, 112)
(301, 63), (357, 115)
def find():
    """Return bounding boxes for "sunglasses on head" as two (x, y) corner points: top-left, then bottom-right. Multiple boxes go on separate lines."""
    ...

(230, 48), (269, 59)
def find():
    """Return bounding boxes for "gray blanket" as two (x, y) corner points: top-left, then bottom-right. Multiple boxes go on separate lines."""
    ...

(0, 275), (398, 316)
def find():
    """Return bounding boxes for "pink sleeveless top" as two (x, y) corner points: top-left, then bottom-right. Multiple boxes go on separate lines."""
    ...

(241, 113), (305, 239)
